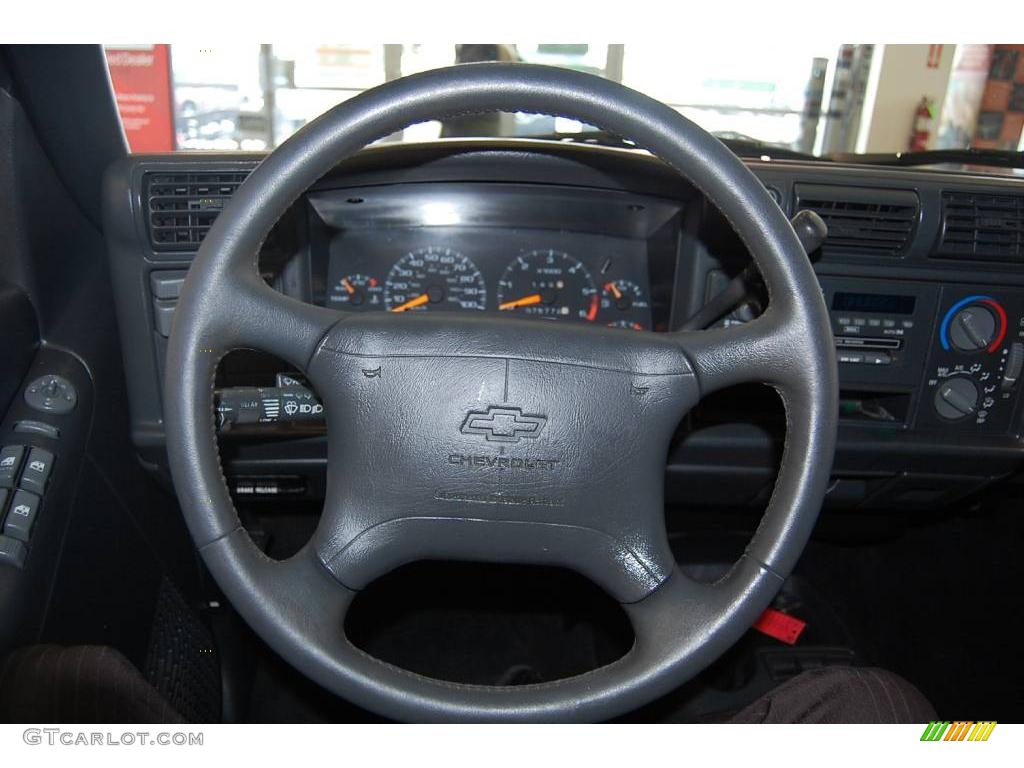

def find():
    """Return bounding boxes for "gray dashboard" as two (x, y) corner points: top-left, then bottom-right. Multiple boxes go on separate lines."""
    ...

(102, 139), (1024, 512)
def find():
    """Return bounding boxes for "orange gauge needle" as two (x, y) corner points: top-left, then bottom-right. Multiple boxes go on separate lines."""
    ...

(341, 278), (356, 295)
(604, 281), (623, 300)
(390, 293), (430, 312)
(499, 293), (543, 311)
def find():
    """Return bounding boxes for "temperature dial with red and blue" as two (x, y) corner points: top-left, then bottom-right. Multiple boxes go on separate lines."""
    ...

(939, 295), (1007, 353)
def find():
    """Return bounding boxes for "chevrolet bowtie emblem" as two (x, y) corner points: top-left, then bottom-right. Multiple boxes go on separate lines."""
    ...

(460, 406), (547, 443)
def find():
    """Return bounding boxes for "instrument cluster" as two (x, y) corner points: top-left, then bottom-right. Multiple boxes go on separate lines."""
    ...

(322, 227), (654, 330)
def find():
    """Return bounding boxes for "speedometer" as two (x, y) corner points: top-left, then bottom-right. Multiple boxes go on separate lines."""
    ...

(496, 250), (598, 321)
(384, 247), (487, 312)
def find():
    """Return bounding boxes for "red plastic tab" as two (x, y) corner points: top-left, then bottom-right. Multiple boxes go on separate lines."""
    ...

(753, 608), (806, 645)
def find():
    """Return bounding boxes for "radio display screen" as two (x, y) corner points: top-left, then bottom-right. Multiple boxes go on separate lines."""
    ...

(832, 292), (916, 316)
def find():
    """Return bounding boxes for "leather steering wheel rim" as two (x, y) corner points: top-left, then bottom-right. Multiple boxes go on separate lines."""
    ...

(164, 63), (838, 722)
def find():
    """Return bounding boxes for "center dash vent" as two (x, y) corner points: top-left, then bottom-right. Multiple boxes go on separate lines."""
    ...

(794, 184), (920, 257)
(935, 191), (1024, 263)
(144, 170), (251, 251)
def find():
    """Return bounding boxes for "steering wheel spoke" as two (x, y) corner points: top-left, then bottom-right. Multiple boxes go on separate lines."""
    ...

(622, 556), (785, 666)
(201, 527), (358, 663)
(672, 309), (806, 397)
(213, 274), (343, 375)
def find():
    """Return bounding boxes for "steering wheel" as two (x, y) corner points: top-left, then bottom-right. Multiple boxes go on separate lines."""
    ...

(164, 64), (837, 722)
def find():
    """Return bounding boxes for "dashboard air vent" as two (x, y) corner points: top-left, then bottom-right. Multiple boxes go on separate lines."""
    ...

(144, 170), (251, 251)
(794, 184), (919, 257)
(935, 191), (1024, 263)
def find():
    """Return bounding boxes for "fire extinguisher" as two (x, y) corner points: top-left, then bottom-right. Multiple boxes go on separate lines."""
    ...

(909, 97), (935, 152)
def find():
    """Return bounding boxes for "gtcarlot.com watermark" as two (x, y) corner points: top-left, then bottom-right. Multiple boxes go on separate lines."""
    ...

(23, 729), (203, 747)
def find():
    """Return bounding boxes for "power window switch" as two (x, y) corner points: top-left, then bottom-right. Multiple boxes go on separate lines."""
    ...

(0, 535), (27, 569)
(0, 445), (25, 488)
(19, 448), (55, 495)
(3, 489), (40, 543)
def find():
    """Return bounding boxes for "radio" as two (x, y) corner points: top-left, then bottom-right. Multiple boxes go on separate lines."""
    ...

(831, 290), (917, 367)
(822, 277), (936, 379)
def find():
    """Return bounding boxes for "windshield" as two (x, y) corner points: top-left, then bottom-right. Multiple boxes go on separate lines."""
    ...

(104, 43), (1024, 159)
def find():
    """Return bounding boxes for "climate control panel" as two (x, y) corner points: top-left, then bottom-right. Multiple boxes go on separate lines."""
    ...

(921, 289), (1024, 435)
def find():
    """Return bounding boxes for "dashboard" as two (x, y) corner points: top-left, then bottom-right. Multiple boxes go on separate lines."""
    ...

(102, 139), (1024, 513)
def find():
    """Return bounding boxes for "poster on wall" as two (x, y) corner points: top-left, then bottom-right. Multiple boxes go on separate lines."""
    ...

(104, 45), (174, 152)
(935, 45), (991, 150)
(973, 44), (1024, 150)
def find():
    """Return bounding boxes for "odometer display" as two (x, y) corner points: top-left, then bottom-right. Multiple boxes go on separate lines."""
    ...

(496, 250), (598, 321)
(384, 247), (487, 312)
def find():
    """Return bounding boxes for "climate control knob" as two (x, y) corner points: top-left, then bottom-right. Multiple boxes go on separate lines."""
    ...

(948, 305), (997, 352)
(933, 377), (980, 421)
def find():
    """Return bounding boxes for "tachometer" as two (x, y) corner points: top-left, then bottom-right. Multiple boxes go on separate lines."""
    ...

(384, 247), (487, 312)
(496, 250), (598, 321)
